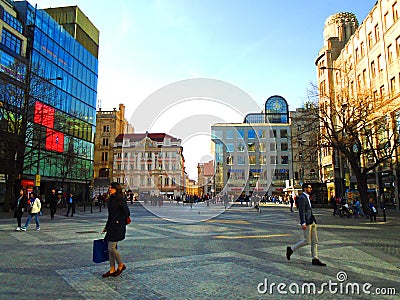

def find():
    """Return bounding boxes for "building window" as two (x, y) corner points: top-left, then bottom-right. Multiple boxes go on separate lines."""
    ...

(258, 129), (266, 138)
(274, 169), (289, 180)
(388, 44), (393, 64)
(248, 142), (255, 152)
(260, 156), (267, 164)
(227, 156), (233, 165)
(226, 143), (234, 152)
(380, 85), (385, 98)
(393, 2), (399, 22)
(270, 130), (276, 138)
(259, 142), (266, 152)
(102, 138), (109, 146)
(371, 61), (376, 78)
(248, 129), (255, 139)
(99, 168), (109, 177)
(390, 77), (396, 95)
(1, 29), (22, 54)
(360, 42), (365, 57)
(280, 129), (288, 138)
(103, 125), (110, 132)
(270, 143), (276, 151)
(281, 156), (289, 164)
(281, 143), (288, 151)
(377, 55), (383, 72)
(249, 155), (256, 165)
(375, 24), (380, 42)
(101, 152), (108, 162)
(226, 130), (234, 139)
(270, 156), (277, 164)
(238, 156), (245, 165)
(367, 32), (373, 48)
(237, 130), (245, 139)
(237, 142), (245, 152)
(384, 12), (389, 31)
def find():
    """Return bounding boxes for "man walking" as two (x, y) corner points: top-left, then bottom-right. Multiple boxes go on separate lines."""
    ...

(286, 183), (326, 266)
(65, 192), (76, 217)
(48, 189), (58, 219)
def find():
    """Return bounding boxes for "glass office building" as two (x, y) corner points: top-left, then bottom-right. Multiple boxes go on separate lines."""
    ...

(212, 96), (292, 197)
(13, 1), (98, 198)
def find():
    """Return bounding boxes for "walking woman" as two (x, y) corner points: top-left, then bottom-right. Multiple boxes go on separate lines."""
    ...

(22, 192), (41, 231)
(102, 182), (130, 278)
(13, 189), (28, 231)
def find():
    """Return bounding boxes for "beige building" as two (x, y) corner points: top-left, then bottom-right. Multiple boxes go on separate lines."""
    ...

(93, 104), (133, 192)
(197, 160), (214, 197)
(316, 0), (400, 208)
(290, 107), (320, 187)
(112, 132), (185, 197)
(44, 6), (99, 58)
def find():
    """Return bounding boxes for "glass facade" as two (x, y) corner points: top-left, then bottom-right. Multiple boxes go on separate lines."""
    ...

(14, 1), (98, 192)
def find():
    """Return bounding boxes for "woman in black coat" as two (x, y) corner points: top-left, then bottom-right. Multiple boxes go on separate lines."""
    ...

(102, 182), (130, 278)
(13, 189), (28, 231)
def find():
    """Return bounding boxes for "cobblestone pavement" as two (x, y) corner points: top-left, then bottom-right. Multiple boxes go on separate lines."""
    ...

(0, 202), (399, 299)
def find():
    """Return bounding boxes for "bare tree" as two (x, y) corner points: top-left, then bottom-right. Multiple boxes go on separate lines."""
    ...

(0, 61), (59, 211)
(308, 80), (400, 208)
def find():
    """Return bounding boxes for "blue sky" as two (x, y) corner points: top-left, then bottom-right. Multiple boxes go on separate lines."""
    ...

(34, 0), (377, 178)
(34, 0), (377, 113)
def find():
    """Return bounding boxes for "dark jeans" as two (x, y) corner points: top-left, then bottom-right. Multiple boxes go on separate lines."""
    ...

(50, 206), (57, 219)
(66, 204), (75, 216)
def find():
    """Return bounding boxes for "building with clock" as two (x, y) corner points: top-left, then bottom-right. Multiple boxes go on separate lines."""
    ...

(211, 95), (293, 198)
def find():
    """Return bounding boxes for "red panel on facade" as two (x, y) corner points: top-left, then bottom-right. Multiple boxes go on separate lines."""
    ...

(34, 101), (54, 128)
(46, 128), (64, 152)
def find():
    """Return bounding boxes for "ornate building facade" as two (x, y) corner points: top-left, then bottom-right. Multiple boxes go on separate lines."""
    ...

(93, 104), (133, 194)
(112, 132), (185, 198)
(316, 0), (400, 210)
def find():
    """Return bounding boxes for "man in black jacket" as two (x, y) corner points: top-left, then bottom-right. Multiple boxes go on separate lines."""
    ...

(48, 189), (58, 219)
(286, 183), (326, 266)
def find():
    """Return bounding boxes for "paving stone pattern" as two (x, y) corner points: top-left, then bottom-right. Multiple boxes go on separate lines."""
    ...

(0, 203), (399, 299)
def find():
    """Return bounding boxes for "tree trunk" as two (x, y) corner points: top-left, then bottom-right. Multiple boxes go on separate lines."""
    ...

(351, 163), (369, 209)
(4, 174), (16, 212)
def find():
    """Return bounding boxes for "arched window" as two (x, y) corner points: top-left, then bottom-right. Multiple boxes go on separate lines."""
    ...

(265, 95), (289, 123)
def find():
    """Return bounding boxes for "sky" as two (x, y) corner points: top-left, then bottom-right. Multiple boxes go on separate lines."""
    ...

(32, 0), (377, 179)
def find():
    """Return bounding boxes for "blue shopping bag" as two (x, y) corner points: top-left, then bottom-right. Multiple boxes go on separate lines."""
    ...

(93, 239), (109, 263)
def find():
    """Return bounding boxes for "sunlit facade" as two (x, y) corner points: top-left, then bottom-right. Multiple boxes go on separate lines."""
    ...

(316, 0), (400, 209)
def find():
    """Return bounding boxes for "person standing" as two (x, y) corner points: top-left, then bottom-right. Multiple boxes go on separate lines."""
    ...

(21, 192), (41, 231)
(330, 193), (337, 215)
(368, 197), (377, 222)
(13, 189), (28, 231)
(289, 195), (294, 212)
(48, 189), (58, 219)
(65, 192), (76, 217)
(101, 182), (130, 278)
(286, 183), (326, 266)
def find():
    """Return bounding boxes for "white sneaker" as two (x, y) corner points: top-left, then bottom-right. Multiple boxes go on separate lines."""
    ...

(21, 227), (27, 231)
(36, 227), (40, 231)
(15, 227), (21, 231)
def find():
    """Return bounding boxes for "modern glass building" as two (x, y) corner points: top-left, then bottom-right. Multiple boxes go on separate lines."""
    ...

(212, 95), (292, 197)
(0, 0), (98, 201)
